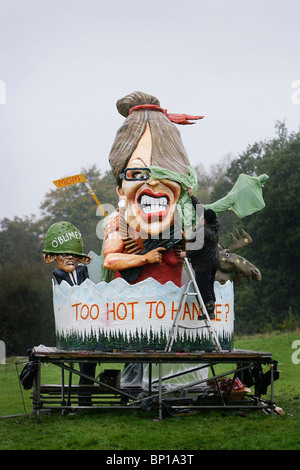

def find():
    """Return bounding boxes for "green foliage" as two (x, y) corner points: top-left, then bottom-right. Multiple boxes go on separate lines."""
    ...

(228, 122), (300, 335)
(0, 218), (55, 355)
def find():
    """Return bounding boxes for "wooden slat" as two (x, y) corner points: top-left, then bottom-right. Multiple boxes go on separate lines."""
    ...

(32, 346), (272, 364)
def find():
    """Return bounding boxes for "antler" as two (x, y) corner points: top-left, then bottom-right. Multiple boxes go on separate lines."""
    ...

(227, 229), (253, 252)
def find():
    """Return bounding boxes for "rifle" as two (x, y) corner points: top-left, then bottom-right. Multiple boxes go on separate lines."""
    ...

(120, 224), (183, 283)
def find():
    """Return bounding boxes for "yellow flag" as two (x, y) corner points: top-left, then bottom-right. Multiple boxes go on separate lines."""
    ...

(53, 174), (86, 188)
(53, 174), (107, 216)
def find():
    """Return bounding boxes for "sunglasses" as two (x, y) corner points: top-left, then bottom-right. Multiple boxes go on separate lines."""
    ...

(120, 168), (151, 181)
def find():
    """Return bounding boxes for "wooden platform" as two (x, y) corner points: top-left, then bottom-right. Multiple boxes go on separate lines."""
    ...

(32, 345), (273, 364)
(30, 346), (277, 421)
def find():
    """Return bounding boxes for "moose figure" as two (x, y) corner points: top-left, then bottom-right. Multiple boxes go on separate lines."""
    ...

(215, 229), (261, 287)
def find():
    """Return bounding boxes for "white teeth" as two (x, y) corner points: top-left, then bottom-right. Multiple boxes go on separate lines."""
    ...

(140, 194), (168, 213)
(140, 195), (168, 206)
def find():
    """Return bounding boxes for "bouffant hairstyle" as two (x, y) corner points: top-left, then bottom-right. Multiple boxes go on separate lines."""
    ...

(109, 91), (191, 186)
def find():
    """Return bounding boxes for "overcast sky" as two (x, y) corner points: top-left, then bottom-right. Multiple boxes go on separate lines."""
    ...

(1, 0), (299, 221)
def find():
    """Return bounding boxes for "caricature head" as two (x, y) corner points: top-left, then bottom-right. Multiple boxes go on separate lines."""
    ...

(109, 91), (191, 237)
(42, 222), (91, 273)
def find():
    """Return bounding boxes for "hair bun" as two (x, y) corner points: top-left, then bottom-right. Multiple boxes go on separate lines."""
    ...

(116, 91), (160, 117)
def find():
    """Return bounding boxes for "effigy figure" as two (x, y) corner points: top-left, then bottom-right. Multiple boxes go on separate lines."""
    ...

(216, 229), (262, 286)
(42, 221), (92, 285)
(29, 91), (271, 406)
(102, 91), (203, 286)
(42, 221), (97, 396)
(49, 92), (268, 357)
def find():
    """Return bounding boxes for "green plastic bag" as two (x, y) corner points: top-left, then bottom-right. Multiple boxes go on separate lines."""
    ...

(205, 173), (269, 218)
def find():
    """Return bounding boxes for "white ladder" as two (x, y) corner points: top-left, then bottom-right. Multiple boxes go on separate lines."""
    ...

(165, 257), (222, 352)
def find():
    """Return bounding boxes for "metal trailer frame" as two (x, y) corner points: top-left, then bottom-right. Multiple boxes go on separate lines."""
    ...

(31, 346), (276, 422)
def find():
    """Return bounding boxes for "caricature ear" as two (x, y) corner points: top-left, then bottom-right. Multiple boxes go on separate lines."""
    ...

(78, 255), (92, 265)
(116, 186), (127, 208)
(116, 186), (124, 197)
(43, 253), (56, 264)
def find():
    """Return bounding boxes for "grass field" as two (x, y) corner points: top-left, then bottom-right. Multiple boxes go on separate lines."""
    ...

(0, 331), (299, 451)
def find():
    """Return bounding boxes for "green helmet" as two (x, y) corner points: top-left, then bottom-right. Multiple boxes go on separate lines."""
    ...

(43, 221), (86, 256)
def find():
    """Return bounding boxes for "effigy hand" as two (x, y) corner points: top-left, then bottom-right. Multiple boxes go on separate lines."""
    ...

(145, 247), (166, 264)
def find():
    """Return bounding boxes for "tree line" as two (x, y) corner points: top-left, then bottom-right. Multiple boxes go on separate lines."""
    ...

(0, 122), (299, 355)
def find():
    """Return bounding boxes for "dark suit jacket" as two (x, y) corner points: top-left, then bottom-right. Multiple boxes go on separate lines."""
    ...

(53, 265), (89, 286)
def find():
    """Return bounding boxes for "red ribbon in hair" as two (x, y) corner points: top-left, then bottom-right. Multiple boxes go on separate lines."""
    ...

(128, 104), (204, 125)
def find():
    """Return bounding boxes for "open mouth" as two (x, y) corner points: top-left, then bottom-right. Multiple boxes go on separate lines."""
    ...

(138, 190), (169, 217)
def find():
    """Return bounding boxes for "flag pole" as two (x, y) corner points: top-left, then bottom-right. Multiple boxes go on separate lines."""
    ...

(53, 174), (108, 217)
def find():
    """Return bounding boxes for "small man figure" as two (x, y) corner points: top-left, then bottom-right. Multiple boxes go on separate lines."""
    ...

(42, 221), (96, 401)
(42, 221), (92, 285)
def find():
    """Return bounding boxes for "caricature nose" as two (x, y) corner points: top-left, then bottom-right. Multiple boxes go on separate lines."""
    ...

(148, 178), (160, 186)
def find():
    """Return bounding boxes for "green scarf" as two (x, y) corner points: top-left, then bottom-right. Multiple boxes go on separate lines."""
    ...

(149, 165), (198, 230)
